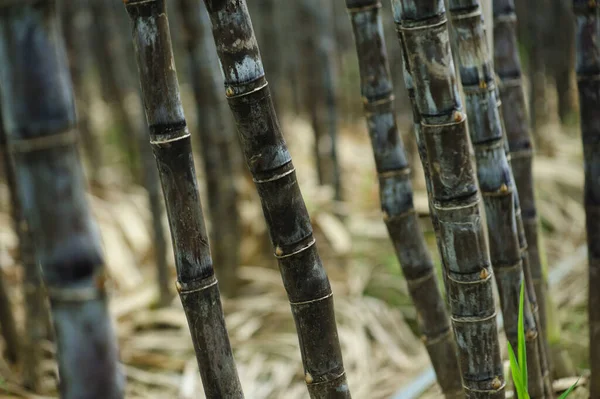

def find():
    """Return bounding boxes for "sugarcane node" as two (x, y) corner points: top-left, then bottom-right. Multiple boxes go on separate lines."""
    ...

(491, 376), (503, 390)
(480, 268), (489, 279)
(499, 183), (509, 193)
(305, 372), (313, 384)
(479, 80), (487, 89)
(175, 281), (183, 293)
(453, 110), (464, 122)
(275, 246), (284, 256)
(526, 329), (538, 341)
(225, 86), (235, 97)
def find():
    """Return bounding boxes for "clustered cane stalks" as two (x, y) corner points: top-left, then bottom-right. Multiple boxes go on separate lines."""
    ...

(391, 0), (506, 396)
(0, 2), (123, 397)
(446, 1), (548, 395)
(123, 1), (244, 396)
(572, 0), (600, 397)
(345, 1), (462, 397)
(200, 0), (351, 396)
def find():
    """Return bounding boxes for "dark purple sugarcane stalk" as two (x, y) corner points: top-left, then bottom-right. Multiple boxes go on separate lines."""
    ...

(200, 0), (351, 397)
(391, 0), (506, 396)
(446, 0), (548, 395)
(572, 0), (600, 396)
(0, 1), (123, 397)
(345, 1), (462, 397)
(123, 1), (244, 396)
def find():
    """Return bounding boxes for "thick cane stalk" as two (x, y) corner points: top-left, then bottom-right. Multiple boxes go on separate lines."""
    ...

(346, 1), (461, 397)
(572, 1), (600, 396)
(175, 0), (241, 297)
(200, 1), (350, 397)
(391, 1), (505, 397)
(0, 2), (123, 397)
(124, 1), (243, 396)
(446, 1), (547, 395)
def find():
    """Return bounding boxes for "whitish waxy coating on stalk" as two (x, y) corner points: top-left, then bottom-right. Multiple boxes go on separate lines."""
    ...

(392, 0), (506, 397)
(202, 0), (350, 397)
(0, 2), (123, 398)
(345, 1), (463, 396)
(124, 1), (243, 397)
(573, 1), (600, 396)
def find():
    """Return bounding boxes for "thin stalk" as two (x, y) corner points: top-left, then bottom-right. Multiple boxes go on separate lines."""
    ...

(493, 0), (570, 383)
(572, 1), (600, 397)
(200, 1), (351, 397)
(0, 2), (123, 397)
(346, 2), (461, 397)
(93, 0), (171, 306)
(300, 0), (343, 201)
(446, 1), (546, 396)
(123, 1), (243, 396)
(62, 0), (103, 187)
(175, 0), (241, 297)
(0, 112), (48, 390)
(392, 1), (506, 397)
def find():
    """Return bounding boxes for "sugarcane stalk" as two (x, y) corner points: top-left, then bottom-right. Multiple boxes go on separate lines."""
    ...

(446, 1), (547, 395)
(0, 2), (123, 397)
(175, 0), (241, 297)
(123, 1), (243, 396)
(199, 1), (350, 397)
(572, 1), (600, 396)
(392, 1), (505, 397)
(0, 111), (49, 390)
(493, 0), (573, 384)
(346, 2), (461, 397)
(299, 0), (343, 201)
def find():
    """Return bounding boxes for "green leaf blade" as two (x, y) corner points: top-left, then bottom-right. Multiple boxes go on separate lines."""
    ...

(518, 281), (528, 392)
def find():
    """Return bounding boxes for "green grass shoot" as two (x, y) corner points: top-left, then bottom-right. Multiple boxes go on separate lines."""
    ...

(507, 281), (579, 398)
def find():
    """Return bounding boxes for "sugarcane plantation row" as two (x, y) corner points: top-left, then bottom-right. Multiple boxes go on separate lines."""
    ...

(0, 0), (596, 398)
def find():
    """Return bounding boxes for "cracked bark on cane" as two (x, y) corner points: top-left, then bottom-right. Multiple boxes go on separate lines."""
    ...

(446, 1), (547, 396)
(572, 1), (600, 397)
(346, 1), (461, 397)
(0, 2), (123, 397)
(391, 1), (505, 397)
(175, 0), (241, 297)
(124, 1), (243, 396)
(200, 0), (350, 397)
(0, 112), (49, 391)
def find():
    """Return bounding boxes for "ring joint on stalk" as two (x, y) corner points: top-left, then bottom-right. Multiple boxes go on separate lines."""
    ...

(290, 292), (333, 306)
(449, 6), (481, 20)
(450, 310), (497, 323)
(225, 76), (268, 99)
(397, 14), (447, 31)
(8, 128), (77, 153)
(46, 273), (107, 302)
(405, 269), (437, 288)
(176, 274), (218, 294)
(274, 236), (316, 259)
(447, 267), (493, 284)
(422, 327), (452, 346)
